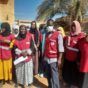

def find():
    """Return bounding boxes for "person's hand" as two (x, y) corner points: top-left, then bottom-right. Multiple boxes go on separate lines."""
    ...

(58, 58), (62, 68)
(22, 51), (28, 57)
(34, 44), (38, 51)
(37, 43), (40, 48)
(3, 40), (10, 44)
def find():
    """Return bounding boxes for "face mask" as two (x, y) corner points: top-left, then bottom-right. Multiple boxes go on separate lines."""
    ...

(47, 26), (53, 32)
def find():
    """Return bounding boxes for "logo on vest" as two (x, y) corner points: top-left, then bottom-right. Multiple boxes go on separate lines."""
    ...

(73, 40), (77, 44)
(26, 42), (30, 44)
(51, 42), (55, 45)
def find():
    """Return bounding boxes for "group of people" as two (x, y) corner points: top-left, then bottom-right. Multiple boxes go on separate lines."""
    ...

(0, 19), (88, 88)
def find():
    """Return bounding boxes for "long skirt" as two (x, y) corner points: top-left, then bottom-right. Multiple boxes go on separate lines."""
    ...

(15, 59), (33, 86)
(78, 72), (88, 88)
(62, 59), (79, 86)
(0, 58), (12, 81)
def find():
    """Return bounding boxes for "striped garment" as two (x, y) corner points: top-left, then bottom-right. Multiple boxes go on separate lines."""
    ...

(15, 59), (33, 86)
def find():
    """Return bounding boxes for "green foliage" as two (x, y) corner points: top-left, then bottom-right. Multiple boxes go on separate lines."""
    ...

(37, 0), (88, 22)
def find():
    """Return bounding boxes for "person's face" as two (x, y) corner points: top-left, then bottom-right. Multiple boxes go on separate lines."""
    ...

(48, 20), (54, 26)
(71, 24), (76, 33)
(20, 26), (26, 35)
(1, 28), (6, 33)
(14, 29), (18, 34)
(31, 22), (36, 29)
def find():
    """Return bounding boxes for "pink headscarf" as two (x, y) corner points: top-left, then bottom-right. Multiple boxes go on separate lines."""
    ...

(70, 20), (81, 36)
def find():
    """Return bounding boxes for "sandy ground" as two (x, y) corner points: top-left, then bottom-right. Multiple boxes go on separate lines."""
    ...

(1, 75), (48, 88)
(1, 74), (66, 88)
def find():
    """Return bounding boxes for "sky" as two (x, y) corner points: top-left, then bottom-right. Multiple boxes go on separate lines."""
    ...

(15, 0), (43, 20)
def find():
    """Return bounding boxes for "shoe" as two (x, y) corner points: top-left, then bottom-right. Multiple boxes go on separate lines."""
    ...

(0, 81), (3, 88)
(14, 84), (18, 88)
(9, 80), (13, 85)
(21, 86), (25, 88)
(70, 85), (79, 88)
(39, 73), (44, 78)
(37, 74), (40, 76)
(20, 84), (25, 88)
(63, 82), (70, 88)
(28, 84), (32, 87)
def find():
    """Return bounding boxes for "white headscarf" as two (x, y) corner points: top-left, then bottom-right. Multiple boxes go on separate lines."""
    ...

(12, 25), (19, 37)
(12, 25), (19, 30)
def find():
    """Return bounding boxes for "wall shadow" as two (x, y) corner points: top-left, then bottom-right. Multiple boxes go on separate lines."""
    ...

(0, 0), (8, 4)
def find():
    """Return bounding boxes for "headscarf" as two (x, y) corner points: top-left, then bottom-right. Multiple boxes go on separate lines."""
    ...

(29, 21), (39, 45)
(12, 25), (19, 37)
(57, 27), (66, 37)
(67, 21), (82, 46)
(70, 20), (81, 36)
(12, 25), (19, 30)
(17, 25), (27, 40)
(1, 22), (11, 36)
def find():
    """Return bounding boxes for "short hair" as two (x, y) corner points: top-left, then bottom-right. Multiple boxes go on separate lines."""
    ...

(47, 19), (54, 26)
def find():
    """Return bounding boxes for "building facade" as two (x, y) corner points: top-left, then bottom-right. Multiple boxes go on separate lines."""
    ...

(0, 0), (14, 26)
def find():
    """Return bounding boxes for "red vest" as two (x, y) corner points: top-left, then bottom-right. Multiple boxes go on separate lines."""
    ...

(78, 38), (88, 72)
(0, 34), (15, 59)
(65, 32), (85, 61)
(14, 33), (32, 62)
(44, 31), (59, 58)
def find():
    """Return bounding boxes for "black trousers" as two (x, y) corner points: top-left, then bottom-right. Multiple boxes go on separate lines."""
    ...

(78, 72), (88, 88)
(62, 59), (79, 86)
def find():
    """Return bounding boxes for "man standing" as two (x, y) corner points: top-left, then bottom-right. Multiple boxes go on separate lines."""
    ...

(44, 19), (64, 88)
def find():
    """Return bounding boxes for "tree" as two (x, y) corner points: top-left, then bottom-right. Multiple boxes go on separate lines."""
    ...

(37, 0), (88, 22)
(36, 0), (63, 21)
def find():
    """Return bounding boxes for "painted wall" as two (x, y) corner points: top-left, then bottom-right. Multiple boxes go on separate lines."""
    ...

(0, 0), (14, 26)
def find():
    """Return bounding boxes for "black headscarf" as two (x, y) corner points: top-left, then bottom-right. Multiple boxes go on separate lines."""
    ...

(17, 25), (27, 40)
(1, 22), (11, 36)
(29, 21), (39, 45)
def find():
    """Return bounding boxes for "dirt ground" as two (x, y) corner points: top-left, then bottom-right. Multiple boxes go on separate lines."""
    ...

(2, 75), (48, 88)
(2, 75), (66, 88)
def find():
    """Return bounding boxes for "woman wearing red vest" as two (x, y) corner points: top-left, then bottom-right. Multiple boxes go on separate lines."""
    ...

(62, 21), (85, 88)
(44, 19), (64, 88)
(76, 34), (88, 88)
(0, 22), (15, 86)
(13, 25), (36, 88)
